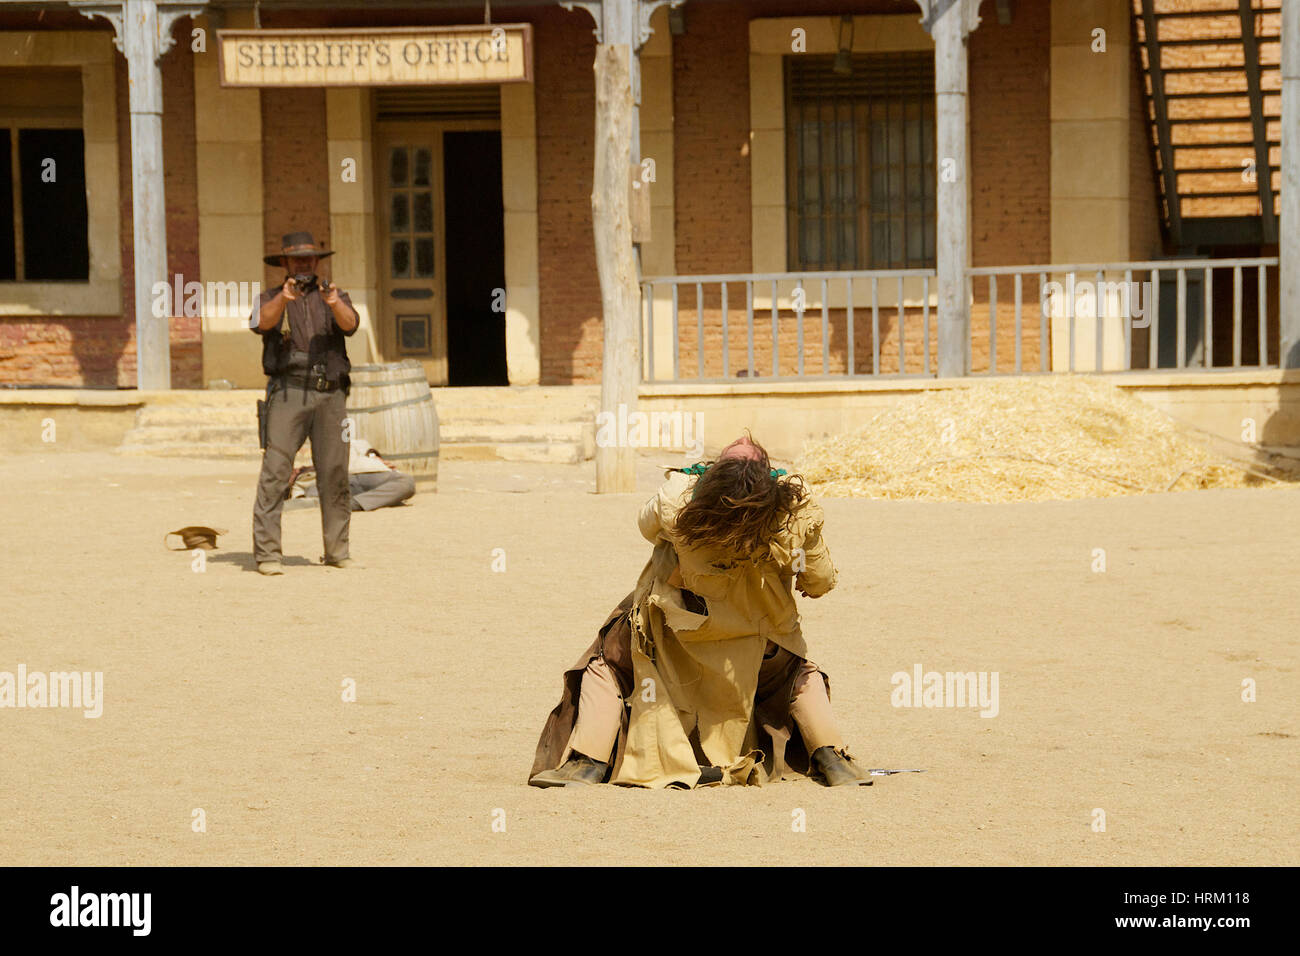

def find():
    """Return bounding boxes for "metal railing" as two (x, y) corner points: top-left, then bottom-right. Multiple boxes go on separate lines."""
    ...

(640, 269), (937, 382)
(642, 258), (1280, 382)
(966, 257), (1279, 374)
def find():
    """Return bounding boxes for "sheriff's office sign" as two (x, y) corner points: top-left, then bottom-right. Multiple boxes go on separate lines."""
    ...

(217, 25), (533, 87)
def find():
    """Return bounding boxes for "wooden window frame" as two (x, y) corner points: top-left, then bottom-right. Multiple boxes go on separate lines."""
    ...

(785, 52), (936, 272)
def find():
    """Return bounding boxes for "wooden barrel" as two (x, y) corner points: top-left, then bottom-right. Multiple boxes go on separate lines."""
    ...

(346, 360), (439, 489)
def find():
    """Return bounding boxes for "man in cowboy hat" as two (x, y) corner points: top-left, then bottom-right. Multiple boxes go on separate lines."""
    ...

(249, 230), (360, 576)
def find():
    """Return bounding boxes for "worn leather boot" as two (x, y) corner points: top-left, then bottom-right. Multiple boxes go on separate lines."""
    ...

(528, 752), (610, 788)
(811, 746), (873, 787)
(696, 765), (724, 787)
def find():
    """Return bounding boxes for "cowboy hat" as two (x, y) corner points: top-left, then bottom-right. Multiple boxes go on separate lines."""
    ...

(164, 526), (228, 551)
(263, 231), (336, 267)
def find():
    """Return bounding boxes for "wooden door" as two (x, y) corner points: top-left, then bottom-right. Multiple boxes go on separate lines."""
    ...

(376, 126), (448, 384)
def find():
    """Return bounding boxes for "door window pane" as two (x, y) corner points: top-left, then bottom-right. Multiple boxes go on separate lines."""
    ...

(389, 147), (408, 187)
(413, 192), (433, 233)
(414, 237), (434, 277)
(391, 239), (410, 278)
(413, 148), (432, 187)
(390, 193), (409, 232)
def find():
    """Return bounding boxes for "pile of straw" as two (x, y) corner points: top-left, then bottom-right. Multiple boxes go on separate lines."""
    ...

(796, 376), (1267, 502)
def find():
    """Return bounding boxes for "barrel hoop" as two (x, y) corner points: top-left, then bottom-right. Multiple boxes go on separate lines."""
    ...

(350, 362), (423, 372)
(348, 375), (430, 387)
(346, 393), (434, 414)
(380, 450), (439, 462)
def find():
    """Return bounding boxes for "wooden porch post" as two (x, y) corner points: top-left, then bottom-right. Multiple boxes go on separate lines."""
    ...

(73, 0), (206, 390)
(565, 0), (680, 492)
(592, 40), (640, 492)
(1281, 0), (1300, 366)
(920, 0), (982, 378)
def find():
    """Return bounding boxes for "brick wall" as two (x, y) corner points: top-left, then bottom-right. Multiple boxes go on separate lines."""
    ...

(0, 36), (200, 387)
(969, 2), (1051, 270)
(670, 297), (1036, 379)
(673, 300), (941, 378)
(673, 1), (752, 277)
(535, 6), (602, 385)
(967, 0), (1051, 374)
(260, 88), (332, 292)
(164, 40), (202, 387)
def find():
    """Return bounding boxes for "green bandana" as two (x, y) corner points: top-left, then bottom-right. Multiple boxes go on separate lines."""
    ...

(674, 462), (788, 500)
(674, 463), (787, 478)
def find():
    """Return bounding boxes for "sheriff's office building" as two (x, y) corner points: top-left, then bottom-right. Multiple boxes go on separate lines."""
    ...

(1, 0), (1297, 456)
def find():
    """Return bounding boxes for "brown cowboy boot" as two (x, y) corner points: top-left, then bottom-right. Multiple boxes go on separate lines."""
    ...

(528, 752), (610, 788)
(811, 746), (873, 787)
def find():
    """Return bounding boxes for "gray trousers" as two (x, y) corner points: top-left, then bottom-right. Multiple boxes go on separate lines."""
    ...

(350, 471), (416, 511)
(252, 384), (350, 564)
(302, 470), (416, 511)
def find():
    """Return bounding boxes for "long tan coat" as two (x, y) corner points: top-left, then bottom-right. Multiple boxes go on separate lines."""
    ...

(611, 471), (838, 787)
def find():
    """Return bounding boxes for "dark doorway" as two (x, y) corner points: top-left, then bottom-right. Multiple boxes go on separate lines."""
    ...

(442, 130), (508, 385)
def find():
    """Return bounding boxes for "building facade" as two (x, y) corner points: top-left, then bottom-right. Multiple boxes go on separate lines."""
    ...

(0, 0), (1286, 390)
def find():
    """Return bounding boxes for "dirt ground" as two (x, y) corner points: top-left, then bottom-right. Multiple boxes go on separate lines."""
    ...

(0, 449), (1296, 866)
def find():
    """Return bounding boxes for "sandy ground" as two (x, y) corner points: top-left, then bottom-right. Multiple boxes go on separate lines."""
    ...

(0, 449), (1296, 866)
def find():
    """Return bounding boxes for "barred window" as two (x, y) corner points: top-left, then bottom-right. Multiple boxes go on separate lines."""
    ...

(785, 52), (936, 271)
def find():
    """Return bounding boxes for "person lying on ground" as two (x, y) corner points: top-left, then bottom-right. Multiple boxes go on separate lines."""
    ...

(286, 437), (416, 513)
